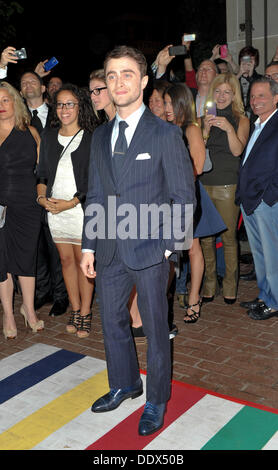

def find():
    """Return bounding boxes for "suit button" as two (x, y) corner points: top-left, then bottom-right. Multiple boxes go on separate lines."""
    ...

(116, 193), (120, 197)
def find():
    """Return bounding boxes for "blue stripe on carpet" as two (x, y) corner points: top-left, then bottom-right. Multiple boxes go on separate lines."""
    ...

(0, 349), (85, 404)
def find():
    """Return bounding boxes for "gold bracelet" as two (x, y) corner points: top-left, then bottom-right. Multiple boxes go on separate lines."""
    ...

(36, 195), (46, 204)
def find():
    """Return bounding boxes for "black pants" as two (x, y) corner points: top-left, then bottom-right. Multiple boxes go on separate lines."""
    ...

(35, 219), (67, 301)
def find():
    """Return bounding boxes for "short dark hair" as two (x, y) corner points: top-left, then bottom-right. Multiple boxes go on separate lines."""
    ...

(20, 70), (44, 86)
(239, 46), (260, 67)
(104, 45), (148, 78)
(152, 79), (170, 96)
(251, 76), (278, 96)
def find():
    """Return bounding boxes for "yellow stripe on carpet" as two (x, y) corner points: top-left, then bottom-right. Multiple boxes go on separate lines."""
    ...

(0, 369), (108, 450)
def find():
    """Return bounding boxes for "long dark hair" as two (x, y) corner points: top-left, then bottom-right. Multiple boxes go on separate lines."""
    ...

(164, 83), (197, 128)
(51, 83), (99, 132)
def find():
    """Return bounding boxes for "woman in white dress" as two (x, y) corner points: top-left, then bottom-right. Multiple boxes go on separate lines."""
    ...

(37, 84), (99, 337)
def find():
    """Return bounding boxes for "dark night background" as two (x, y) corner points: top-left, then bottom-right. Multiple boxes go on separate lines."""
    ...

(0, 0), (227, 88)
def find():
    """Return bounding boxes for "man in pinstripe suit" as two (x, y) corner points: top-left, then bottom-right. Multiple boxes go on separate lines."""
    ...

(81, 46), (196, 435)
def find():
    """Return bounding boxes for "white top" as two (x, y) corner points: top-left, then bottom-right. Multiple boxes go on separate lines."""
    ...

(0, 67), (7, 79)
(48, 131), (84, 244)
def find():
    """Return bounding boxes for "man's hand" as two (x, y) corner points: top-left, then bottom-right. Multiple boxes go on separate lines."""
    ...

(80, 252), (96, 279)
(154, 44), (175, 76)
(34, 60), (51, 78)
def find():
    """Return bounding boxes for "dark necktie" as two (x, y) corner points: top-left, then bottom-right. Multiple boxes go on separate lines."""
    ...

(112, 121), (128, 179)
(31, 109), (43, 135)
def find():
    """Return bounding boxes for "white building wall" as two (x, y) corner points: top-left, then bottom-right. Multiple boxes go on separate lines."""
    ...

(226, 0), (278, 74)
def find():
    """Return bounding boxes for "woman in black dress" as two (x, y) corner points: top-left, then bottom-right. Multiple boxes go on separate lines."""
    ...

(0, 81), (44, 339)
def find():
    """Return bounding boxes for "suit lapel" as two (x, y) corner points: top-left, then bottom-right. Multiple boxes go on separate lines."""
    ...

(243, 110), (278, 168)
(102, 118), (116, 187)
(116, 109), (155, 184)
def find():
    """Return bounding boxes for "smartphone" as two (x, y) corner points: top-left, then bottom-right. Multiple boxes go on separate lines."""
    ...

(183, 34), (196, 42)
(220, 45), (228, 59)
(168, 45), (187, 56)
(13, 48), (27, 60)
(44, 57), (59, 72)
(242, 55), (251, 62)
(206, 101), (217, 115)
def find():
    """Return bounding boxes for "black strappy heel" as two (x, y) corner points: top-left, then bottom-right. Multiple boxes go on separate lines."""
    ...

(77, 312), (92, 338)
(66, 310), (81, 334)
(184, 298), (202, 324)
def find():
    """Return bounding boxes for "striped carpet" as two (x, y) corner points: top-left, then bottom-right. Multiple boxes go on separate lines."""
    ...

(0, 344), (278, 451)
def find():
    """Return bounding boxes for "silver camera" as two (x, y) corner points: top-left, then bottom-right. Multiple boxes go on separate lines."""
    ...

(14, 48), (27, 60)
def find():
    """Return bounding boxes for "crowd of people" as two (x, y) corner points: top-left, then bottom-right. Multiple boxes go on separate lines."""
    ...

(1, 37), (278, 436)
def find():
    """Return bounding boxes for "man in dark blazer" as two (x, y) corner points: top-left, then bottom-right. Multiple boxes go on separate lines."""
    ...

(20, 71), (68, 316)
(236, 77), (278, 320)
(81, 46), (196, 436)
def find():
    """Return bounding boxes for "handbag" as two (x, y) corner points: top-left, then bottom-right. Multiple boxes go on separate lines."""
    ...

(202, 148), (213, 173)
(0, 205), (7, 229)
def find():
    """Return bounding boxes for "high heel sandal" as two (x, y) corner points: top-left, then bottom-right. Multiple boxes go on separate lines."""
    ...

(3, 322), (17, 340)
(20, 305), (44, 333)
(184, 298), (202, 324)
(66, 310), (81, 334)
(76, 312), (92, 339)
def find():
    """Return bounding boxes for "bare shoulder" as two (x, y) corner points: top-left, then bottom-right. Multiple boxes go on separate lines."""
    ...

(186, 122), (202, 138)
(239, 115), (250, 127)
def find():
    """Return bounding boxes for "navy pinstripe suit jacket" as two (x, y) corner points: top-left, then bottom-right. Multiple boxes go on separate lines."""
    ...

(82, 107), (196, 269)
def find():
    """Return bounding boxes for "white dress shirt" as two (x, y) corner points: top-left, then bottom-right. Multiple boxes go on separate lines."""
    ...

(111, 103), (146, 151)
(243, 109), (278, 165)
(29, 102), (49, 128)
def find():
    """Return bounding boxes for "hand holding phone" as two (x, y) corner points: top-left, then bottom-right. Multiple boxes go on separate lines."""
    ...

(220, 45), (228, 59)
(44, 57), (59, 72)
(13, 48), (27, 60)
(206, 101), (217, 116)
(168, 45), (187, 56)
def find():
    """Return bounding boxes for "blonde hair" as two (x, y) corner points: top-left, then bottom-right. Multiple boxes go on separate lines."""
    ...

(205, 73), (245, 118)
(0, 81), (30, 130)
(89, 69), (106, 83)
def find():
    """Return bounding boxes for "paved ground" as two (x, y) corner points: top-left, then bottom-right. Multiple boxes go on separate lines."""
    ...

(1, 258), (278, 412)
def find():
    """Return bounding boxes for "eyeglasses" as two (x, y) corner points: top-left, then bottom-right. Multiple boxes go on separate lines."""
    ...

(89, 87), (107, 96)
(56, 102), (78, 109)
(265, 73), (278, 80)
